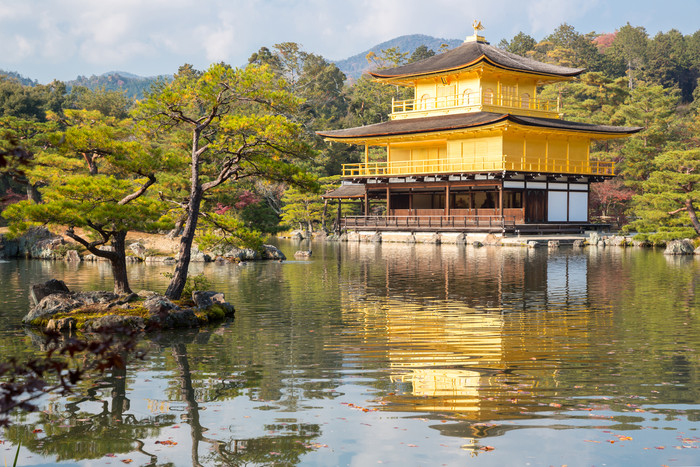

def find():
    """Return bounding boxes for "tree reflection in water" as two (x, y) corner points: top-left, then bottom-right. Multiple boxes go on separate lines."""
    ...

(5, 329), (323, 465)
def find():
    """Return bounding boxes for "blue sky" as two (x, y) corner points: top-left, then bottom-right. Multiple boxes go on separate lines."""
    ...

(1, 0), (698, 83)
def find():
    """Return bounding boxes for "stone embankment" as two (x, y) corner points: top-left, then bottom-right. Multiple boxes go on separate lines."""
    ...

(282, 229), (700, 255)
(0, 227), (286, 262)
(25, 279), (235, 333)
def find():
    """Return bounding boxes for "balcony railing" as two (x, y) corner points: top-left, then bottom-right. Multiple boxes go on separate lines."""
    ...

(391, 90), (560, 118)
(344, 215), (518, 231)
(342, 156), (615, 177)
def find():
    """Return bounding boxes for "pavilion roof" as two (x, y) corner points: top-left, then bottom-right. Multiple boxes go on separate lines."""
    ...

(316, 112), (642, 140)
(369, 40), (584, 80)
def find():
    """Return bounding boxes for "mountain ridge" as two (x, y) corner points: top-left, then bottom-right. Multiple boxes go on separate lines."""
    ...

(333, 34), (463, 79)
(0, 34), (464, 95)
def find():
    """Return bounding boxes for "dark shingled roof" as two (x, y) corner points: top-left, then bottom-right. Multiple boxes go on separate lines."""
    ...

(322, 184), (366, 199)
(316, 112), (642, 139)
(370, 40), (584, 79)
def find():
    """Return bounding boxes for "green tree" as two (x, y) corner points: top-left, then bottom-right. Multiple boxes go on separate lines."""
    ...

(3, 111), (164, 293)
(0, 78), (68, 122)
(613, 83), (680, 182)
(628, 149), (700, 237)
(498, 32), (537, 56)
(643, 29), (697, 102)
(366, 46), (409, 70)
(67, 86), (133, 119)
(606, 23), (649, 88)
(409, 45), (436, 63)
(135, 63), (316, 300)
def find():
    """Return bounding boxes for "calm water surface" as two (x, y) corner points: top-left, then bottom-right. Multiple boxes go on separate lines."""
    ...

(0, 241), (699, 466)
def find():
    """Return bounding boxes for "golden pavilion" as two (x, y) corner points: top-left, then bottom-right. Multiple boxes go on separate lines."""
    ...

(318, 25), (641, 233)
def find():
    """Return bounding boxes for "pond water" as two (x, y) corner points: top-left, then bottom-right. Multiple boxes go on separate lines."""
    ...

(0, 241), (699, 466)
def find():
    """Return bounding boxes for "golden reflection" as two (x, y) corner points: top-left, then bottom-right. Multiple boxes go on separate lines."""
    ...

(333, 243), (613, 421)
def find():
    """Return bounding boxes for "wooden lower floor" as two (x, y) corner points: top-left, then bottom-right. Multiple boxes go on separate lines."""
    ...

(326, 173), (606, 234)
(341, 215), (605, 234)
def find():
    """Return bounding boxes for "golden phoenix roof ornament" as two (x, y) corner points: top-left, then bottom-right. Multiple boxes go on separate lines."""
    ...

(466, 20), (486, 43)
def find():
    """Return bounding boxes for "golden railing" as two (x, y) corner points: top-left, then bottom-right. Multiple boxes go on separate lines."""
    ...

(391, 91), (560, 118)
(342, 156), (614, 177)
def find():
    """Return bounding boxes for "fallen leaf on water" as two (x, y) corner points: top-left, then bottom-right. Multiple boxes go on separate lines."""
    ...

(32, 429), (43, 433)
(407, 444), (418, 447)
(155, 440), (178, 446)
(105, 453), (116, 457)
(480, 446), (495, 451)
(584, 440), (600, 443)
(121, 460), (133, 464)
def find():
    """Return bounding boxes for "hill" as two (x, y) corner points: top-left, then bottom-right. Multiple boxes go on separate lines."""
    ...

(0, 69), (38, 86)
(334, 34), (463, 79)
(66, 71), (172, 99)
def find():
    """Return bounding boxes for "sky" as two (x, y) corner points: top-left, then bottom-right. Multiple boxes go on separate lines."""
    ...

(1, 0), (699, 84)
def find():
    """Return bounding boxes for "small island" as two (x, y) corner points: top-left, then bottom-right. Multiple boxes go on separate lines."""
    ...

(25, 279), (235, 333)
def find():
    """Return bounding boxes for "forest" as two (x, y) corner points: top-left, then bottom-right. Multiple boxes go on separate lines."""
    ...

(1, 21), (699, 256)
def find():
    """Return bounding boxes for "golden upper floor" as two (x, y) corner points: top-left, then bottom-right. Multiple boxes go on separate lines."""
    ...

(371, 34), (582, 121)
(316, 30), (642, 179)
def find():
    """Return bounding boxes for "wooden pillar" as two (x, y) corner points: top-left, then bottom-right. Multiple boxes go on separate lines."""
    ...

(364, 192), (369, 217)
(445, 184), (450, 217)
(499, 184), (504, 226)
(337, 199), (342, 233)
(364, 143), (369, 175)
(386, 186), (391, 216)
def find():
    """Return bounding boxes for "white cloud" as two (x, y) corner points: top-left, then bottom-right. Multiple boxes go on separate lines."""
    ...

(0, 0), (696, 83)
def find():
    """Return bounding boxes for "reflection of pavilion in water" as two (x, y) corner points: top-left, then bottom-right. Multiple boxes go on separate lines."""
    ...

(337, 243), (612, 422)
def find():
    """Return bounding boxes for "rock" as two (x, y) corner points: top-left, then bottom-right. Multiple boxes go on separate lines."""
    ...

(163, 309), (200, 328)
(664, 239), (696, 255)
(189, 246), (212, 263)
(46, 317), (77, 333)
(632, 239), (651, 247)
(294, 250), (312, 258)
(548, 240), (560, 249)
(370, 232), (382, 243)
(0, 235), (19, 258)
(129, 242), (147, 259)
(338, 233), (348, 242)
(143, 294), (178, 315)
(30, 279), (70, 306)
(145, 256), (176, 263)
(573, 239), (585, 248)
(221, 247), (260, 261)
(484, 234), (500, 246)
(83, 314), (146, 332)
(472, 241), (484, 248)
(126, 256), (142, 263)
(597, 240), (606, 247)
(695, 246), (700, 255)
(527, 241), (540, 248)
(609, 235), (627, 247)
(24, 290), (119, 324)
(588, 232), (600, 245)
(262, 244), (286, 260)
(192, 291), (234, 316)
(290, 230), (304, 240)
(64, 250), (81, 262)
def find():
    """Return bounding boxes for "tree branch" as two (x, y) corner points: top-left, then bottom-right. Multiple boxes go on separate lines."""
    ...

(118, 174), (156, 206)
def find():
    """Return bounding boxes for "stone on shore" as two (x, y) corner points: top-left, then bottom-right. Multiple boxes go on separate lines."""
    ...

(664, 239), (696, 255)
